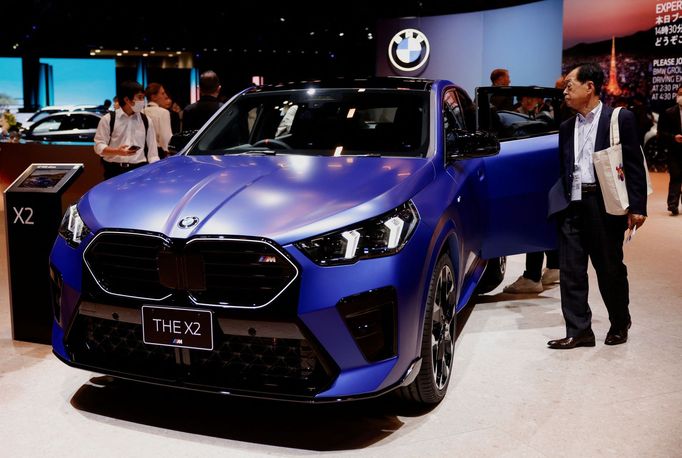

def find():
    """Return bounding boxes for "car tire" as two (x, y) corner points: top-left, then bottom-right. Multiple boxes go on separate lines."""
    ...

(475, 256), (506, 295)
(397, 253), (457, 405)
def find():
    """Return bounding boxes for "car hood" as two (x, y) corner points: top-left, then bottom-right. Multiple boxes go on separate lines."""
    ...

(79, 155), (435, 244)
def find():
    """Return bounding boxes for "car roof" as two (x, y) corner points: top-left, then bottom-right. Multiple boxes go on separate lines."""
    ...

(38, 105), (77, 111)
(36, 111), (102, 120)
(37, 104), (99, 111)
(248, 77), (437, 93)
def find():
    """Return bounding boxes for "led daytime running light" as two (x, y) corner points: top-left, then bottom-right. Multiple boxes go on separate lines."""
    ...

(384, 216), (404, 249)
(342, 230), (361, 259)
(67, 206), (83, 243)
(295, 201), (419, 266)
(59, 204), (90, 247)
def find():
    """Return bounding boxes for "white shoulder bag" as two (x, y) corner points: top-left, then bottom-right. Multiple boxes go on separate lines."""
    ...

(592, 107), (653, 215)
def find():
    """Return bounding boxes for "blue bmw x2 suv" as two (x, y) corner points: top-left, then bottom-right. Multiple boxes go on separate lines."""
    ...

(50, 78), (561, 405)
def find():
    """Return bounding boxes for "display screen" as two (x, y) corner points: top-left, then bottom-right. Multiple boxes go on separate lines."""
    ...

(7, 163), (83, 193)
(18, 169), (69, 189)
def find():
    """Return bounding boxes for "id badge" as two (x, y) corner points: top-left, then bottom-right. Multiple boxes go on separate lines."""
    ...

(571, 165), (582, 201)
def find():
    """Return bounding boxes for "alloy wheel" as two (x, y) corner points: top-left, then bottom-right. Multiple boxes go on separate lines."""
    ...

(431, 263), (455, 390)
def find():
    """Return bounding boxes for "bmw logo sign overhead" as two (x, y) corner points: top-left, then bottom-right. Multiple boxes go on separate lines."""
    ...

(388, 28), (430, 73)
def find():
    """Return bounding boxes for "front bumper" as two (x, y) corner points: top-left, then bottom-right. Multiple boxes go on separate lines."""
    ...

(49, 224), (432, 401)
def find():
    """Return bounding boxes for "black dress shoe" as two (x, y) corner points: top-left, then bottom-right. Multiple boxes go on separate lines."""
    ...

(605, 321), (631, 346)
(547, 331), (596, 349)
(670, 208), (679, 216)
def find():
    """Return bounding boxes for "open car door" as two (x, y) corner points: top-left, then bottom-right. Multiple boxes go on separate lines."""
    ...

(475, 86), (566, 260)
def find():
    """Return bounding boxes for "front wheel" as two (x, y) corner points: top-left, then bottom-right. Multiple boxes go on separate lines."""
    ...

(397, 253), (457, 404)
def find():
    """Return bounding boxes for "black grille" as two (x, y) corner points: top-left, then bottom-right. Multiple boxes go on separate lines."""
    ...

(67, 315), (333, 396)
(84, 232), (172, 300)
(73, 316), (178, 379)
(189, 335), (326, 395)
(185, 238), (297, 306)
(83, 233), (298, 307)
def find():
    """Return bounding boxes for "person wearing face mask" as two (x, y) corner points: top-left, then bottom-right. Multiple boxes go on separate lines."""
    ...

(94, 80), (159, 179)
(656, 86), (682, 216)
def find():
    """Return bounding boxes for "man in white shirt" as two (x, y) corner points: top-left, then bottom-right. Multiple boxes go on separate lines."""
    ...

(144, 83), (173, 158)
(547, 63), (648, 349)
(94, 80), (159, 179)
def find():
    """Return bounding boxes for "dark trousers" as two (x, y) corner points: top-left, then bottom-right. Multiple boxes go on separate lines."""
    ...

(668, 151), (682, 211)
(524, 250), (559, 282)
(558, 192), (630, 337)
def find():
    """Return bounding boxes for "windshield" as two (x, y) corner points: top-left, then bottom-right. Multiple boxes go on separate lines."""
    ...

(187, 89), (430, 157)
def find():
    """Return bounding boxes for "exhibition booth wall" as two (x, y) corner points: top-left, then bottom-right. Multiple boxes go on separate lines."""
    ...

(376, 0), (675, 110)
(563, 0), (675, 111)
(376, 0), (564, 95)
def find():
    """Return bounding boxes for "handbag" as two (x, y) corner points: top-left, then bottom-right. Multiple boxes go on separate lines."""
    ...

(592, 107), (653, 215)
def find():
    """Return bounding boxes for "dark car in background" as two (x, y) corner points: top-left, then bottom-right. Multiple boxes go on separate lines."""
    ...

(22, 111), (102, 143)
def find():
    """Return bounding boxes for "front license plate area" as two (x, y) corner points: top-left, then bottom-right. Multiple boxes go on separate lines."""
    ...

(142, 306), (213, 351)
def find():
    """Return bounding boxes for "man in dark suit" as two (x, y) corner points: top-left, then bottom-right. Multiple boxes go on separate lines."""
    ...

(547, 63), (648, 349)
(181, 70), (223, 131)
(656, 86), (682, 216)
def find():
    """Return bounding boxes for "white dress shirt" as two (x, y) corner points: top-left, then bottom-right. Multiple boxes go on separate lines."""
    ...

(144, 102), (172, 153)
(571, 101), (602, 201)
(94, 108), (159, 164)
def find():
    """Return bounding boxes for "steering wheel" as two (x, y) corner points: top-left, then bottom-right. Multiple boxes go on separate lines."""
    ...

(252, 138), (292, 150)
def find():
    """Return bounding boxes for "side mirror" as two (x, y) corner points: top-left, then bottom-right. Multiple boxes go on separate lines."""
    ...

(447, 129), (500, 161)
(168, 130), (198, 154)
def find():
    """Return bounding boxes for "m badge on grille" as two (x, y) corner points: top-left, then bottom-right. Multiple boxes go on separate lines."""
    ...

(259, 255), (277, 263)
(178, 216), (199, 229)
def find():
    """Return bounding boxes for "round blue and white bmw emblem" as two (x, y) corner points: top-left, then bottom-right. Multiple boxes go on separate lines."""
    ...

(388, 28), (430, 73)
(178, 216), (199, 229)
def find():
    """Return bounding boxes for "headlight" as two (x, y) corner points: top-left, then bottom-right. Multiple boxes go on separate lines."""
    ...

(295, 201), (419, 266)
(58, 204), (91, 247)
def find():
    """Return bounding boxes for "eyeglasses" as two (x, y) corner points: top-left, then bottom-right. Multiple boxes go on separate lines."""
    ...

(565, 79), (591, 91)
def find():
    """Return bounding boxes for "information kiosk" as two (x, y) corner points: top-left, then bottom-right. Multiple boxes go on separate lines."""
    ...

(4, 163), (83, 344)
